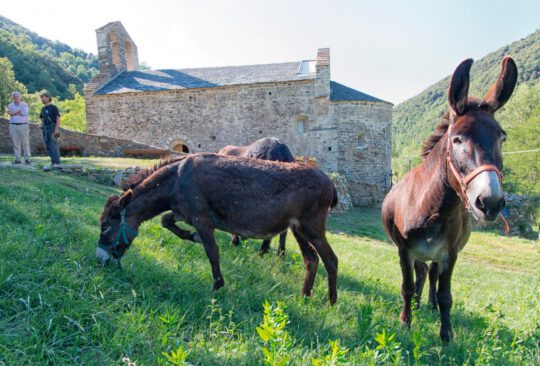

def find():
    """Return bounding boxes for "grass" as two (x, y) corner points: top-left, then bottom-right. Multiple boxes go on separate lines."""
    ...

(0, 160), (539, 365)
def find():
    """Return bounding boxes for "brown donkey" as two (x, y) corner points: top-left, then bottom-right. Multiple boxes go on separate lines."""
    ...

(218, 137), (295, 256)
(382, 57), (517, 342)
(97, 153), (339, 304)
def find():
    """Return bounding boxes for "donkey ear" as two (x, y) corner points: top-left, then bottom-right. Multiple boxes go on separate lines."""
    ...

(483, 56), (518, 112)
(118, 189), (133, 207)
(448, 58), (474, 116)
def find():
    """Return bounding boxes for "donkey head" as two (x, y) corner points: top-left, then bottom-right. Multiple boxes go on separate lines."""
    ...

(96, 190), (137, 267)
(446, 57), (517, 221)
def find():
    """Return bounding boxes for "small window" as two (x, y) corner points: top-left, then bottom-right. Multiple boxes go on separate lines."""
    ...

(357, 132), (368, 149)
(295, 115), (308, 134)
(297, 121), (305, 133)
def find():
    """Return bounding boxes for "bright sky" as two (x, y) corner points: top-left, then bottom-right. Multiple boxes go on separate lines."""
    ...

(1, 0), (538, 105)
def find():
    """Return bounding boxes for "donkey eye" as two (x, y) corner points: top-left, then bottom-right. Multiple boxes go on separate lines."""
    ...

(452, 136), (462, 145)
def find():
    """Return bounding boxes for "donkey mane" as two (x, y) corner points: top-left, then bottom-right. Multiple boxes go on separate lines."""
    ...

(100, 194), (120, 222)
(100, 154), (188, 221)
(121, 154), (187, 191)
(421, 112), (450, 159)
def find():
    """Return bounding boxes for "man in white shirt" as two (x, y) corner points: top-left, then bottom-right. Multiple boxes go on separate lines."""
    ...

(6, 91), (31, 164)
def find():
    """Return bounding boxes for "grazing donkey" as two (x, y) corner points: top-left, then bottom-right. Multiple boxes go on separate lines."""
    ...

(381, 57), (517, 341)
(218, 137), (295, 255)
(97, 153), (339, 304)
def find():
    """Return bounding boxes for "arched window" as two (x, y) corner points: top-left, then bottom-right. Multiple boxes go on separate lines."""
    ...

(108, 31), (121, 70)
(125, 41), (137, 71)
(170, 138), (190, 153)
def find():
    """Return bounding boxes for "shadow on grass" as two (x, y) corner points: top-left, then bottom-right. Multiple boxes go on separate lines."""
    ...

(328, 207), (390, 242)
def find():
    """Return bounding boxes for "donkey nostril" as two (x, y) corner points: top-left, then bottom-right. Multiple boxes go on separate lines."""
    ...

(475, 197), (488, 214)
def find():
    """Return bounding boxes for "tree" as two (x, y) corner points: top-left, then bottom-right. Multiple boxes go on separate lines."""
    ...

(0, 57), (26, 115)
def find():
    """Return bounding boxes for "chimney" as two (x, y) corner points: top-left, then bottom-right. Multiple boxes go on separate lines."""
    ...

(315, 48), (330, 98)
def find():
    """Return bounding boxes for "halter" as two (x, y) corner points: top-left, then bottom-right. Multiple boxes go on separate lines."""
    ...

(98, 209), (138, 257)
(446, 124), (509, 235)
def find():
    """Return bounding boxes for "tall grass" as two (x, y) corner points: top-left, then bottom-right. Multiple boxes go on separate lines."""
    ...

(0, 163), (538, 365)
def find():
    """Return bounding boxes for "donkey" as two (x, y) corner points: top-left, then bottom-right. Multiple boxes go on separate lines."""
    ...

(97, 153), (339, 304)
(218, 137), (295, 256)
(381, 57), (517, 342)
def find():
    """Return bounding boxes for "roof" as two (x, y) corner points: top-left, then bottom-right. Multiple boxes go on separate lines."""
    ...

(95, 62), (316, 95)
(330, 81), (391, 104)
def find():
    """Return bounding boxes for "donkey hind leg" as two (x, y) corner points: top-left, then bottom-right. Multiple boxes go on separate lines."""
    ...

(161, 212), (201, 243)
(291, 229), (319, 298)
(428, 262), (439, 310)
(414, 260), (428, 309)
(277, 230), (287, 257)
(398, 249), (415, 327)
(194, 225), (225, 291)
(437, 254), (457, 343)
(298, 225), (338, 305)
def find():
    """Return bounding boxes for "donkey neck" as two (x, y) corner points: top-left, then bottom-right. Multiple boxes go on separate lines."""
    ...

(124, 167), (178, 227)
(420, 132), (464, 215)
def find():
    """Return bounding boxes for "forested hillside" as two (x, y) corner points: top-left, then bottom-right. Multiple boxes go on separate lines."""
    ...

(0, 15), (98, 99)
(393, 29), (540, 195)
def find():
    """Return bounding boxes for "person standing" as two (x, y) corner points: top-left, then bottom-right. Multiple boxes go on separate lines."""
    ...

(6, 91), (31, 164)
(39, 91), (62, 170)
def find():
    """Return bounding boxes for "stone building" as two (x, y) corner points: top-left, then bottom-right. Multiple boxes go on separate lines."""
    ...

(85, 21), (393, 205)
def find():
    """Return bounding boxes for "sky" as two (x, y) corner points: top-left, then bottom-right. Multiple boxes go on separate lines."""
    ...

(1, 0), (539, 105)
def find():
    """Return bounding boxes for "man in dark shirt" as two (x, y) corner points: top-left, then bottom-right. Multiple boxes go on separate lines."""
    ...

(39, 91), (62, 170)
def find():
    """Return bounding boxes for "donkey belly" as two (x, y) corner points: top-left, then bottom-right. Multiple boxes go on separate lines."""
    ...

(409, 237), (450, 263)
(217, 218), (290, 240)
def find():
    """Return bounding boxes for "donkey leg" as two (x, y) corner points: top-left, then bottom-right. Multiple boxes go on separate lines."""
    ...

(291, 229), (319, 298)
(161, 212), (201, 243)
(195, 225), (225, 291)
(414, 260), (428, 309)
(437, 254), (457, 343)
(428, 262), (439, 310)
(231, 234), (241, 246)
(300, 226), (338, 305)
(277, 231), (287, 257)
(398, 249), (415, 327)
(260, 239), (271, 255)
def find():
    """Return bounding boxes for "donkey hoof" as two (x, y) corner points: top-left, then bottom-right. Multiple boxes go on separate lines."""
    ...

(212, 278), (225, 291)
(329, 292), (337, 305)
(440, 328), (454, 344)
(400, 313), (412, 328)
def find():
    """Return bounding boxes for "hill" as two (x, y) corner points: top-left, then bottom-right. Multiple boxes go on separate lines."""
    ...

(393, 29), (540, 194)
(0, 15), (98, 98)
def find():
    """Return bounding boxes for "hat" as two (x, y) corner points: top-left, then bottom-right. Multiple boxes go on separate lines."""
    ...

(11, 91), (21, 97)
(40, 90), (51, 98)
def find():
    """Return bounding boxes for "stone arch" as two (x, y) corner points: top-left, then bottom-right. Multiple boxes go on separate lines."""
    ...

(170, 138), (190, 153)
(125, 40), (137, 71)
(108, 31), (121, 71)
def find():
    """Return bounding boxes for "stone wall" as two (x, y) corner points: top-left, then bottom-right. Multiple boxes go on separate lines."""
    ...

(86, 81), (393, 205)
(86, 80), (341, 171)
(332, 101), (393, 205)
(0, 118), (159, 157)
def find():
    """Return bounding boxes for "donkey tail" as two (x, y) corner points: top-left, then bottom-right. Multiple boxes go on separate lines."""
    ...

(331, 183), (339, 209)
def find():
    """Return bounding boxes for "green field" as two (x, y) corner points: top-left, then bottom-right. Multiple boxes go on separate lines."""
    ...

(0, 160), (538, 365)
